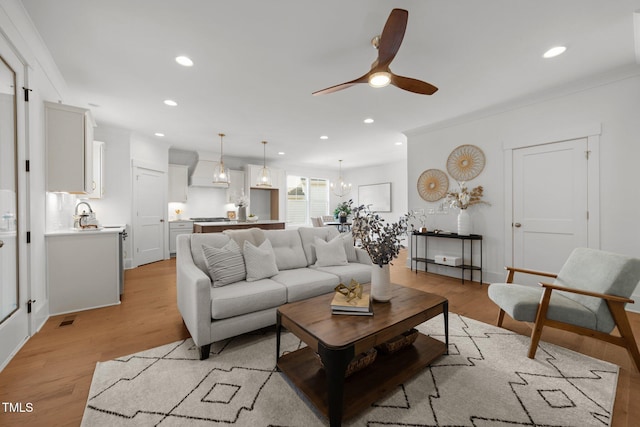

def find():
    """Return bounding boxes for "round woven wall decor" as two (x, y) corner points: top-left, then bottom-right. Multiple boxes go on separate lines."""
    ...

(446, 144), (485, 182)
(417, 169), (449, 202)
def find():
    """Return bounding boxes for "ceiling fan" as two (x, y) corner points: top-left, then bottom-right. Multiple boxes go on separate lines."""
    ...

(312, 8), (438, 96)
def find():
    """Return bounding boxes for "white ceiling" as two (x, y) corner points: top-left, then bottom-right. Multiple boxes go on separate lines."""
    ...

(20, 0), (640, 170)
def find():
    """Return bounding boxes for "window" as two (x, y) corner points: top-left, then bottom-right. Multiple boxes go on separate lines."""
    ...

(286, 175), (329, 225)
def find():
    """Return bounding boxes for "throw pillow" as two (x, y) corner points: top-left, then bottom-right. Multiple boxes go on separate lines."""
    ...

(202, 240), (246, 287)
(332, 232), (358, 263)
(244, 239), (279, 281)
(314, 236), (348, 267)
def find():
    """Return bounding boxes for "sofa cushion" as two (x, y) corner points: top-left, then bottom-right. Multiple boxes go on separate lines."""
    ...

(244, 239), (279, 281)
(223, 228), (266, 252)
(263, 229), (308, 270)
(210, 279), (286, 320)
(202, 240), (246, 287)
(314, 236), (348, 267)
(298, 226), (340, 266)
(334, 232), (358, 262)
(271, 268), (340, 302)
(315, 263), (372, 286)
(190, 233), (231, 279)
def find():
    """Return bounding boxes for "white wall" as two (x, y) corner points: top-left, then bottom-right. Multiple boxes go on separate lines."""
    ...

(406, 70), (640, 310)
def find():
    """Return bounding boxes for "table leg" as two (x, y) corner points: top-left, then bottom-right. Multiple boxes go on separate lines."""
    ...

(443, 301), (449, 354)
(318, 343), (355, 427)
(275, 311), (282, 371)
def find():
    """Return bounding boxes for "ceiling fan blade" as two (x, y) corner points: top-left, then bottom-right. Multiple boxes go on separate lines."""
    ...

(376, 9), (408, 68)
(312, 74), (369, 96)
(390, 73), (438, 95)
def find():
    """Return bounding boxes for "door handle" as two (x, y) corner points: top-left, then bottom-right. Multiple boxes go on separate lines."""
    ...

(160, 219), (165, 223)
(514, 223), (522, 228)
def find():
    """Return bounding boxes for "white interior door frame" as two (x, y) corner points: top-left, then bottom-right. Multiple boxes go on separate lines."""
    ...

(503, 123), (601, 269)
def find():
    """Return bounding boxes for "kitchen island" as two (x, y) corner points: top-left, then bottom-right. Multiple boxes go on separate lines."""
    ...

(193, 220), (285, 233)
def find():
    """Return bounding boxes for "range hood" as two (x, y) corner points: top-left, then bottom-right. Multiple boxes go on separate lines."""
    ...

(190, 151), (228, 188)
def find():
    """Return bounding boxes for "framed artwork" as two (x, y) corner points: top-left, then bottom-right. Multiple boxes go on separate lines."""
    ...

(358, 182), (391, 212)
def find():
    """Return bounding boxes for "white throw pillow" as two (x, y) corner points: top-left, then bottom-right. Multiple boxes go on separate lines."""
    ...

(202, 240), (246, 287)
(244, 239), (279, 281)
(314, 236), (348, 267)
(332, 232), (358, 263)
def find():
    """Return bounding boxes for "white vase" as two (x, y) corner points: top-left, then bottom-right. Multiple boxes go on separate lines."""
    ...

(238, 206), (247, 221)
(457, 209), (471, 235)
(371, 264), (392, 302)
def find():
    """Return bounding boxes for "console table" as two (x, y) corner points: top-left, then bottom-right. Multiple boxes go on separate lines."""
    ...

(411, 231), (483, 284)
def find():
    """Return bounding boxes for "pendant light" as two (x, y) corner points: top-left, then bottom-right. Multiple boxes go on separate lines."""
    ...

(212, 133), (230, 185)
(331, 159), (351, 197)
(256, 140), (272, 187)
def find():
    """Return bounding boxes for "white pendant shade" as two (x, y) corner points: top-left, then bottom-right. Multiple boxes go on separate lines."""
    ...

(256, 141), (272, 187)
(213, 133), (230, 185)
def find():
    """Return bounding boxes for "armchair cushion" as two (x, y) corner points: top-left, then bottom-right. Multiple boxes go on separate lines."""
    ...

(488, 283), (597, 330)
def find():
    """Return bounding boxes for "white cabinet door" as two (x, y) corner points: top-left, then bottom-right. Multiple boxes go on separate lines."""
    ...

(169, 221), (193, 254)
(168, 164), (188, 202)
(45, 102), (95, 193)
(47, 233), (120, 315)
(88, 140), (104, 199)
(227, 170), (245, 203)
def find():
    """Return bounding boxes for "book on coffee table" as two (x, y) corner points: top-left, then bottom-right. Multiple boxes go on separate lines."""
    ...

(330, 292), (372, 314)
(332, 306), (373, 316)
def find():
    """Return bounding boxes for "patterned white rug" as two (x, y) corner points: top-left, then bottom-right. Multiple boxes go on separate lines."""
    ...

(82, 314), (618, 426)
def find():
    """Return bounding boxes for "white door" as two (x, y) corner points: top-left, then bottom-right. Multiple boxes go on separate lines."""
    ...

(0, 39), (29, 370)
(133, 166), (165, 266)
(512, 138), (588, 281)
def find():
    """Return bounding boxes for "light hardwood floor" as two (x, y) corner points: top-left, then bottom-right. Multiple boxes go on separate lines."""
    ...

(1, 251), (638, 426)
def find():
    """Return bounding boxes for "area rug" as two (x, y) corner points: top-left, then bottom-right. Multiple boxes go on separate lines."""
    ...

(81, 314), (618, 426)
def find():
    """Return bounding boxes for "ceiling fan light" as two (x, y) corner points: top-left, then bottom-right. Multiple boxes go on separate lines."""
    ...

(368, 72), (391, 88)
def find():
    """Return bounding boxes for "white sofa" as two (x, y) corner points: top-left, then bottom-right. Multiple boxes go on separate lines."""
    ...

(176, 226), (372, 359)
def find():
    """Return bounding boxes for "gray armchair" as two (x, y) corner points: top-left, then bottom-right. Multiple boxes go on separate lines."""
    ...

(488, 247), (640, 371)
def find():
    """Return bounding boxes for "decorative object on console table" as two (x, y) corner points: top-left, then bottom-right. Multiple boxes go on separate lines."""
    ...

(350, 200), (409, 302)
(446, 181), (489, 236)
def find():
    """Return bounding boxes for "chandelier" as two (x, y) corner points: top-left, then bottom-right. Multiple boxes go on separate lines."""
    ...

(256, 140), (272, 187)
(212, 133), (230, 185)
(331, 160), (351, 197)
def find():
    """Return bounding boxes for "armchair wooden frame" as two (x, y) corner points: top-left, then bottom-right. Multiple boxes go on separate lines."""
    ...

(497, 266), (640, 372)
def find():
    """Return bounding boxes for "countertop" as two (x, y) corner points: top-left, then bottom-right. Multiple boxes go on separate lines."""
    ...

(193, 220), (283, 226)
(45, 226), (126, 237)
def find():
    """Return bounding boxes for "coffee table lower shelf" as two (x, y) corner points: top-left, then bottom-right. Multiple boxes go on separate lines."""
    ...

(277, 333), (446, 421)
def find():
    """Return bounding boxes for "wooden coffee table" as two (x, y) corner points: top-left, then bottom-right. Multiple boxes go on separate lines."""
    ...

(276, 283), (448, 426)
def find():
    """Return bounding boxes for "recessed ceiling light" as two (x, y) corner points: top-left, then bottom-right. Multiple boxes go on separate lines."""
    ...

(164, 99), (178, 106)
(175, 56), (193, 67)
(364, 118), (374, 124)
(394, 141), (403, 146)
(543, 46), (566, 59)
(320, 135), (328, 140)
(155, 132), (165, 137)
(278, 151), (285, 155)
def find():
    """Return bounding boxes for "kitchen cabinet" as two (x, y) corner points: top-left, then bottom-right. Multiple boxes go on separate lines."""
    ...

(227, 169), (244, 203)
(45, 101), (95, 193)
(88, 140), (104, 199)
(46, 230), (120, 315)
(169, 220), (193, 255)
(168, 164), (188, 202)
